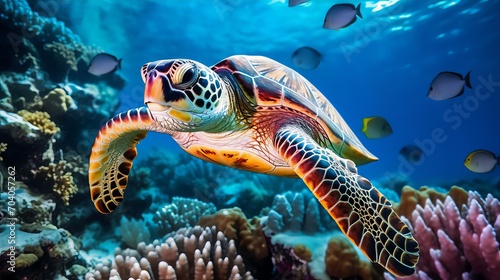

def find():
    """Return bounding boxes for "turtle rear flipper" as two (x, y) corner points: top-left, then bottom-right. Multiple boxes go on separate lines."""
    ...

(274, 126), (419, 276)
(89, 107), (155, 214)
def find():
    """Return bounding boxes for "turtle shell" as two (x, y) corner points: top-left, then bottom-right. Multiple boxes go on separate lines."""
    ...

(212, 55), (377, 165)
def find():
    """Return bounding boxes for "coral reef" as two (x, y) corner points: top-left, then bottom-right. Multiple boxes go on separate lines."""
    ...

(18, 109), (59, 136)
(0, 224), (81, 279)
(0, 142), (6, 161)
(41, 87), (75, 117)
(153, 197), (217, 238)
(261, 191), (338, 236)
(394, 185), (468, 219)
(0, 109), (42, 143)
(325, 235), (380, 280)
(34, 160), (78, 206)
(198, 207), (269, 261)
(85, 226), (256, 280)
(385, 190), (500, 280)
(120, 217), (151, 248)
(12, 183), (56, 225)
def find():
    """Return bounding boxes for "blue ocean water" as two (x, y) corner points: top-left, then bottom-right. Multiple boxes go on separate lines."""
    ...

(65, 0), (500, 187)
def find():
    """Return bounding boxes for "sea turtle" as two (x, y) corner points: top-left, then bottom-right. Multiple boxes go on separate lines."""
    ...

(88, 55), (419, 276)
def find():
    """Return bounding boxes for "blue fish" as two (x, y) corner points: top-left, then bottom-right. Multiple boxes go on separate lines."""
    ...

(289, 0), (310, 7)
(323, 3), (363, 30)
(292, 46), (322, 70)
(88, 53), (122, 76)
(427, 71), (472, 100)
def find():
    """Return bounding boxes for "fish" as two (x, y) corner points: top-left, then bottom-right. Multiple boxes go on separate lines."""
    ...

(323, 3), (363, 30)
(399, 145), (424, 165)
(464, 150), (499, 173)
(427, 71), (472, 100)
(291, 46), (322, 69)
(88, 53), (122, 76)
(361, 116), (393, 139)
(289, 0), (310, 7)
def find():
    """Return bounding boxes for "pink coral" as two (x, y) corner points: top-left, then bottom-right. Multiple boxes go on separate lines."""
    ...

(385, 191), (500, 280)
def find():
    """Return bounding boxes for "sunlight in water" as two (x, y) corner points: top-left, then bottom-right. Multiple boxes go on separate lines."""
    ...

(366, 0), (400, 12)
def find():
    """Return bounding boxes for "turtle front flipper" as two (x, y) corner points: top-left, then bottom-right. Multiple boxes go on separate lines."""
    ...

(89, 107), (157, 214)
(273, 126), (419, 276)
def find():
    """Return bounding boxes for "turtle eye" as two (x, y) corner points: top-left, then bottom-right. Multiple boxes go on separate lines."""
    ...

(172, 63), (199, 89)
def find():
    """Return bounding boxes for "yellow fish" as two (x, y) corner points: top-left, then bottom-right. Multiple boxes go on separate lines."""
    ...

(464, 150), (499, 173)
(361, 116), (393, 139)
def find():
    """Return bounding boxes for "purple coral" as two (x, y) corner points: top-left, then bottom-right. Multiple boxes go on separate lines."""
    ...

(385, 191), (500, 280)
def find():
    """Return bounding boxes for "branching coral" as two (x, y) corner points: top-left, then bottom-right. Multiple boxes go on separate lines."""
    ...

(18, 109), (59, 136)
(85, 226), (255, 280)
(261, 191), (337, 236)
(385, 191), (500, 280)
(34, 160), (78, 205)
(153, 197), (217, 238)
(0, 142), (6, 161)
(198, 207), (269, 260)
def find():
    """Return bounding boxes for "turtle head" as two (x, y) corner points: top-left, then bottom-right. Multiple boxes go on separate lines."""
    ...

(142, 59), (224, 124)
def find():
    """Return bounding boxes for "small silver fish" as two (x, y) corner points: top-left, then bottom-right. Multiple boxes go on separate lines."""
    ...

(361, 116), (393, 139)
(292, 46), (322, 70)
(289, 0), (310, 7)
(464, 150), (499, 173)
(399, 145), (423, 165)
(88, 53), (122, 76)
(323, 3), (362, 30)
(427, 71), (472, 100)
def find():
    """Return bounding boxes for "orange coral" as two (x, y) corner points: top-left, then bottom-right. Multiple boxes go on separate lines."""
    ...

(197, 207), (268, 260)
(18, 109), (59, 136)
(325, 235), (379, 280)
(393, 185), (468, 218)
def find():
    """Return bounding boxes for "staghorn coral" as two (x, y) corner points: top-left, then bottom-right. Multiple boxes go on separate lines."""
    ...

(85, 225), (255, 280)
(34, 160), (78, 205)
(153, 197), (217, 238)
(42, 87), (75, 117)
(198, 207), (269, 260)
(120, 217), (151, 248)
(385, 191), (500, 280)
(325, 235), (380, 280)
(0, 142), (6, 161)
(261, 191), (337, 236)
(393, 185), (468, 219)
(18, 109), (59, 136)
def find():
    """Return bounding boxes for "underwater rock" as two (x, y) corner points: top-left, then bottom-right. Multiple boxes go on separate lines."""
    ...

(0, 224), (80, 279)
(0, 110), (41, 143)
(153, 196), (217, 238)
(86, 226), (256, 280)
(12, 184), (56, 225)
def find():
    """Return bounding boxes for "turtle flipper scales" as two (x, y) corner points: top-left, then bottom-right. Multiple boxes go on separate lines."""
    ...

(274, 126), (419, 276)
(89, 107), (156, 214)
